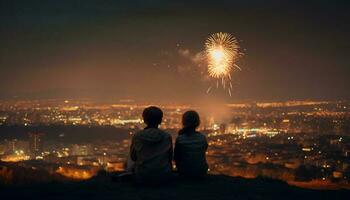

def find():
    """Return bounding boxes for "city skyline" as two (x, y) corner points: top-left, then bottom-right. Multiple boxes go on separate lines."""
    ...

(1, 99), (349, 189)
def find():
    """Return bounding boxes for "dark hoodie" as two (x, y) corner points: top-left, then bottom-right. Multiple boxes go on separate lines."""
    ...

(130, 128), (173, 183)
(174, 129), (208, 178)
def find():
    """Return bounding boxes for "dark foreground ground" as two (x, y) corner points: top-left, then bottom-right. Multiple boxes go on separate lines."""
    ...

(1, 173), (349, 200)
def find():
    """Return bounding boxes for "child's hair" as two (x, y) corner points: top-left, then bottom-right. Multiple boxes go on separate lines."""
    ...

(182, 110), (200, 129)
(142, 106), (163, 127)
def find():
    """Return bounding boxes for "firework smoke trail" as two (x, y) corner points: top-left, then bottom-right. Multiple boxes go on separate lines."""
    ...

(205, 32), (242, 96)
(206, 86), (212, 94)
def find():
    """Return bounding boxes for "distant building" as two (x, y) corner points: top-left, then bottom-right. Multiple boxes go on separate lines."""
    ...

(0, 143), (6, 155)
(2, 139), (29, 154)
(29, 133), (44, 159)
(219, 124), (226, 134)
(6, 139), (17, 153)
(71, 144), (93, 156)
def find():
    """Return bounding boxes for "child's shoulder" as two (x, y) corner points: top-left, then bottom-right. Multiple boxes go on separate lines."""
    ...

(176, 131), (206, 139)
(195, 131), (206, 138)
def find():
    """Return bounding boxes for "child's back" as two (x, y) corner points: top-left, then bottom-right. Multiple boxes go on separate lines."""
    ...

(129, 106), (173, 184)
(174, 110), (209, 178)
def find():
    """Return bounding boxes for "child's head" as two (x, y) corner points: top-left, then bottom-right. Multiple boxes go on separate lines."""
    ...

(142, 106), (163, 127)
(182, 110), (200, 130)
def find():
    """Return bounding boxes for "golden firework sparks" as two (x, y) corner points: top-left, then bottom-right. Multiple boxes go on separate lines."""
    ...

(205, 32), (242, 96)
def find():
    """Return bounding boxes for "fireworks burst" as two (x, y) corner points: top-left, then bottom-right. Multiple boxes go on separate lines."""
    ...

(205, 32), (242, 96)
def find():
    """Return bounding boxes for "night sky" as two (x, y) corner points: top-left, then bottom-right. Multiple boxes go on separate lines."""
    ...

(1, 0), (349, 102)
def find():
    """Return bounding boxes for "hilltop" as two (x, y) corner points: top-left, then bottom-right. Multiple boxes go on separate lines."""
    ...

(1, 172), (349, 200)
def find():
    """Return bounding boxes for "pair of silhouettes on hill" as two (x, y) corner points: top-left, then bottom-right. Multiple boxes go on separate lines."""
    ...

(127, 106), (208, 184)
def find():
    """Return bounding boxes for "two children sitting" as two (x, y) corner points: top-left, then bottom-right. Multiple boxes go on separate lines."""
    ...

(128, 106), (208, 184)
